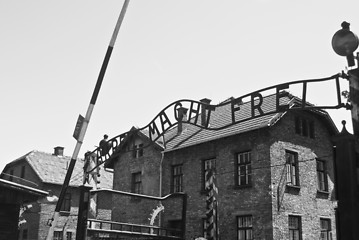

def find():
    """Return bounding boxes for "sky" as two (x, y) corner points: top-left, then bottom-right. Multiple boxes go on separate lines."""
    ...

(0, 0), (358, 172)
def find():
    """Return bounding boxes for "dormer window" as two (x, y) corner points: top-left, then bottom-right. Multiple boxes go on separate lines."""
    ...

(133, 143), (144, 158)
(295, 116), (315, 138)
(20, 166), (25, 178)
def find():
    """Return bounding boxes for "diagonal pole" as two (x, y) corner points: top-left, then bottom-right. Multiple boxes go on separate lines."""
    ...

(46, 1), (130, 239)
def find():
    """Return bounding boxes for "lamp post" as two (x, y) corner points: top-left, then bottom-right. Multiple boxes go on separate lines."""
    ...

(331, 21), (359, 240)
(332, 21), (359, 134)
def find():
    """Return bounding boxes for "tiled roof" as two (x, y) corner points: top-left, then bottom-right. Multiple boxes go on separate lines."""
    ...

(6, 151), (113, 188)
(154, 93), (336, 151)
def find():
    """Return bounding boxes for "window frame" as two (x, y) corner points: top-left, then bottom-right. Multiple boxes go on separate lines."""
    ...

(60, 192), (71, 212)
(317, 159), (329, 192)
(235, 151), (252, 187)
(131, 172), (142, 194)
(53, 231), (63, 240)
(288, 215), (302, 240)
(66, 231), (72, 240)
(20, 165), (25, 178)
(237, 215), (253, 240)
(286, 151), (300, 187)
(202, 218), (208, 238)
(172, 164), (183, 193)
(133, 143), (144, 158)
(320, 218), (331, 240)
(294, 116), (315, 139)
(22, 229), (28, 240)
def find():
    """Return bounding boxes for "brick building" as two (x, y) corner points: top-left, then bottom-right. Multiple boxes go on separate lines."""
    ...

(0, 178), (48, 240)
(104, 92), (338, 240)
(1, 147), (113, 240)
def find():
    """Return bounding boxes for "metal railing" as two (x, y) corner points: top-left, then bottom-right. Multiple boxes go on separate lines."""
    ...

(87, 219), (182, 239)
(87, 189), (187, 240)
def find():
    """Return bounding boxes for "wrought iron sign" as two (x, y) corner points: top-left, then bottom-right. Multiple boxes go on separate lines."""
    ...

(86, 73), (348, 173)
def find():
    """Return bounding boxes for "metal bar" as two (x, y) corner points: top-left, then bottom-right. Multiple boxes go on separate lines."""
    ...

(301, 82), (307, 108)
(348, 68), (359, 136)
(90, 188), (186, 200)
(336, 76), (342, 105)
(45, 1), (130, 240)
(84, 73), (345, 175)
(181, 193), (187, 240)
(87, 219), (182, 233)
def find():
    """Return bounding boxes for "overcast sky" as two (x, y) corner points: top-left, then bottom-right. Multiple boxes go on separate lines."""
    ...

(1, 0), (358, 172)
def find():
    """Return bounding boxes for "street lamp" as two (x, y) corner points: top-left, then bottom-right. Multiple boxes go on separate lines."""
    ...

(331, 21), (359, 240)
(332, 21), (359, 66)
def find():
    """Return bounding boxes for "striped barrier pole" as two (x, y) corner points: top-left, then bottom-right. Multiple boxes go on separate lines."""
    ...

(205, 169), (218, 240)
(45, 1), (130, 240)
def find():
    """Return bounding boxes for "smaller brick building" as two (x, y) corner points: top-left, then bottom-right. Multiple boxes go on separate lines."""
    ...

(104, 92), (339, 240)
(0, 178), (48, 240)
(1, 147), (113, 240)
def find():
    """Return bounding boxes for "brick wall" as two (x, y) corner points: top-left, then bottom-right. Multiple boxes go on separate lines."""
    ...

(270, 112), (337, 239)
(112, 136), (162, 225)
(18, 184), (82, 240)
(161, 129), (273, 239)
(111, 111), (337, 239)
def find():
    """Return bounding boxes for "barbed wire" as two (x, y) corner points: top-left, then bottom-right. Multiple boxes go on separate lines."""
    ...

(85, 151), (333, 183)
(214, 153), (333, 177)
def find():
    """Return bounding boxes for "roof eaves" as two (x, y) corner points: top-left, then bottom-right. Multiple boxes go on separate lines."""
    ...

(0, 178), (48, 196)
(163, 124), (269, 153)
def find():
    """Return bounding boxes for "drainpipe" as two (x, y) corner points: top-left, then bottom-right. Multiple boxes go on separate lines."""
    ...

(159, 137), (166, 197)
(159, 136), (166, 226)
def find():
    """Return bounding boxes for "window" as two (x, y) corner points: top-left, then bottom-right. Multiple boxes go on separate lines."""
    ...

(131, 172), (142, 194)
(295, 116), (315, 138)
(236, 152), (252, 186)
(286, 151), (299, 186)
(309, 121), (315, 138)
(133, 143), (144, 158)
(9, 169), (14, 181)
(203, 158), (216, 190)
(66, 231), (72, 240)
(289, 216), (302, 240)
(172, 165), (183, 192)
(54, 231), (63, 240)
(20, 166), (25, 178)
(320, 218), (331, 240)
(168, 220), (182, 237)
(237, 215), (253, 240)
(317, 160), (328, 192)
(202, 218), (208, 238)
(168, 219), (182, 229)
(60, 192), (71, 212)
(22, 229), (28, 240)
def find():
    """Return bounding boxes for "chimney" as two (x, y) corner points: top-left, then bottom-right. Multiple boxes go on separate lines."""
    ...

(200, 98), (212, 127)
(176, 107), (188, 134)
(53, 146), (64, 156)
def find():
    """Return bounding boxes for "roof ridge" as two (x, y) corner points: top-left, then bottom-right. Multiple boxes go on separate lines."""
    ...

(219, 90), (291, 106)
